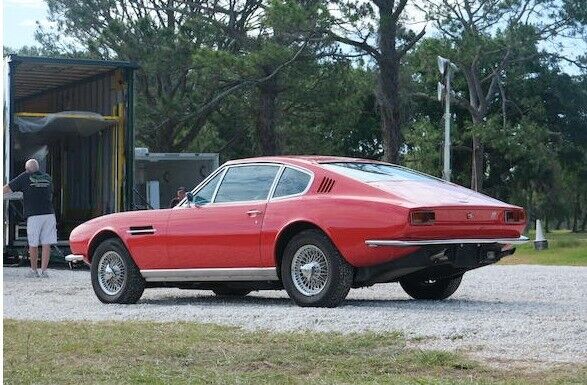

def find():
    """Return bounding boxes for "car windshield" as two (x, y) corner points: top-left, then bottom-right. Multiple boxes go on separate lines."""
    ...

(321, 162), (435, 182)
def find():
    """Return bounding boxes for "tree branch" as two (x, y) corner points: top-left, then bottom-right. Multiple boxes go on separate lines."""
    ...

(328, 31), (381, 60)
(398, 26), (426, 57)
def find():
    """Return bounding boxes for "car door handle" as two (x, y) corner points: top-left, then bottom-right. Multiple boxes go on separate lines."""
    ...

(246, 209), (263, 217)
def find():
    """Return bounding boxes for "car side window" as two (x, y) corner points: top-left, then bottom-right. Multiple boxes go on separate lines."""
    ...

(191, 172), (222, 205)
(214, 165), (279, 203)
(273, 167), (311, 198)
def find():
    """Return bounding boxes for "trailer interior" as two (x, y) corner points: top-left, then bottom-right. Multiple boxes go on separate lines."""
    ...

(5, 56), (136, 255)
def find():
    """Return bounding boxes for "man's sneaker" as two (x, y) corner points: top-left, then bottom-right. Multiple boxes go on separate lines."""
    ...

(40, 271), (49, 278)
(26, 270), (39, 278)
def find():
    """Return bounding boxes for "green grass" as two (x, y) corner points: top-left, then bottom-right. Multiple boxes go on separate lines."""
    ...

(4, 320), (586, 385)
(500, 230), (587, 266)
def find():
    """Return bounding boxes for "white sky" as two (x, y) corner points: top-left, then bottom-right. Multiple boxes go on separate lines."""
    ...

(3, 0), (50, 48)
(2, 0), (584, 74)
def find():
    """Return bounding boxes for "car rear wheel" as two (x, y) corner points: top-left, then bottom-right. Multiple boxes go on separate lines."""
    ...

(91, 238), (145, 304)
(213, 288), (252, 297)
(281, 229), (353, 308)
(399, 275), (463, 300)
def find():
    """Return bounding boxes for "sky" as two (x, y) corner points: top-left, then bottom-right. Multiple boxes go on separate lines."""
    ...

(2, 0), (584, 74)
(3, 0), (50, 49)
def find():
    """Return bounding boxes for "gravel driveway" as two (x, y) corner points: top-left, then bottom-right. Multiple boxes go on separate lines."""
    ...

(4, 264), (586, 365)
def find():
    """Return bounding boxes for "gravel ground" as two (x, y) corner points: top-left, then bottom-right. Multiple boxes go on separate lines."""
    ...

(3, 264), (586, 365)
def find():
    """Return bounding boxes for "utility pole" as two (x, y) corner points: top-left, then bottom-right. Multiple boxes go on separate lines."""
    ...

(437, 56), (457, 182)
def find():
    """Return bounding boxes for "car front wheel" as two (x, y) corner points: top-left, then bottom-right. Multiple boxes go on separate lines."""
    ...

(399, 275), (463, 300)
(91, 238), (145, 304)
(281, 229), (353, 308)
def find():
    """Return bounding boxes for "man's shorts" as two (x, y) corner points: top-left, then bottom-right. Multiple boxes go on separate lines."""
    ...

(27, 214), (57, 247)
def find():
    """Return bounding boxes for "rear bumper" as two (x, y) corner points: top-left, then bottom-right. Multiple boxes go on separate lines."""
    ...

(354, 242), (518, 287)
(365, 235), (529, 247)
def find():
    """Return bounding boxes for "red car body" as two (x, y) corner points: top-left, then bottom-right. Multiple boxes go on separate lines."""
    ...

(69, 156), (527, 306)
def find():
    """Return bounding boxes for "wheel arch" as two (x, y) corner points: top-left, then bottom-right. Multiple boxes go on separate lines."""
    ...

(274, 221), (331, 278)
(87, 230), (124, 263)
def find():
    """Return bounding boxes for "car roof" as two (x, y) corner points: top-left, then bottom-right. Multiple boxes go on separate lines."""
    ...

(224, 155), (387, 167)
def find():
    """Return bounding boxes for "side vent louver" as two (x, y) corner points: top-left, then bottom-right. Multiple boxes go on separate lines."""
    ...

(317, 177), (336, 193)
(127, 226), (156, 235)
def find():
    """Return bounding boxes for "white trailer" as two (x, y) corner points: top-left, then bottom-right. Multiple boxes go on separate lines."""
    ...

(134, 148), (219, 209)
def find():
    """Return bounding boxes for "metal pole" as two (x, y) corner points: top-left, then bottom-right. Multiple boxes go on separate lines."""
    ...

(442, 65), (451, 181)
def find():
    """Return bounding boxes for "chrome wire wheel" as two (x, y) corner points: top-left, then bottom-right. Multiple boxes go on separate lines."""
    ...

(291, 245), (329, 296)
(97, 251), (127, 296)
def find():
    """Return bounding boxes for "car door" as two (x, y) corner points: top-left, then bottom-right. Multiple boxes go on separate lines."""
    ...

(164, 164), (281, 269)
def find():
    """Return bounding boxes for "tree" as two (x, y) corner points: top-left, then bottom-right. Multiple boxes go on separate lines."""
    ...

(418, 0), (586, 190)
(324, 0), (427, 163)
(39, 0), (306, 152)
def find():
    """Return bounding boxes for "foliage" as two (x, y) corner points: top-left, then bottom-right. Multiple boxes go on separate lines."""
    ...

(5, 0), (587, 231)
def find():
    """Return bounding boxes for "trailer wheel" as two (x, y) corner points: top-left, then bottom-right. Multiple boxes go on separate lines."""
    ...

(91, 238), (145, 304)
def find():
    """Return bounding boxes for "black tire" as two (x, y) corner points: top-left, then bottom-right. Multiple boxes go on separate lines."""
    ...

(213, 288), (252, 297)
(281, 229), (353, 308)
(399, 275), (463, 300)
(91, 238), (145, 304)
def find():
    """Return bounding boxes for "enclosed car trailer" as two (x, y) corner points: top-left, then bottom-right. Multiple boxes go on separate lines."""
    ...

(3, 55), (137, 262)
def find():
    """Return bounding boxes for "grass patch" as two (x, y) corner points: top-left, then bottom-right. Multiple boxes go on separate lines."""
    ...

(4, 320), (586, 385)
(500, 230), (587, 266)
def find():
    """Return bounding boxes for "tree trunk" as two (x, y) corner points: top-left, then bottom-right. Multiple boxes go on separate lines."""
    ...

(377, 62), (401, 164)
(470, 114), (484, 191)
(257, 76), (281, 156)
(376, 1), (401, 164)
(572, 191), (580, 232)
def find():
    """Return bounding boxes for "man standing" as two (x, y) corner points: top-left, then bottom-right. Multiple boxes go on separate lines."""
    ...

(169, 186), (187, 208)
(3, 159), (56, 278)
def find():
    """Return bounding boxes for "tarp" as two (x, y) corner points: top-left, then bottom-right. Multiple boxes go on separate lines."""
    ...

(14, 111), (116, 136)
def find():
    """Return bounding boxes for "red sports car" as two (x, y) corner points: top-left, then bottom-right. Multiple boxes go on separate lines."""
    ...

(68, 156), (527, 307)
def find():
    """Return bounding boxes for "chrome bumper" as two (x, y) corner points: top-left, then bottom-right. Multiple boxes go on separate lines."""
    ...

(365, 236), (529, 248)
(64, 254), (85, 262)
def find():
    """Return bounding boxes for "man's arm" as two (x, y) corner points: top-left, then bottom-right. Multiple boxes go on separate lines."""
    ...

(5, 172), (25, 194)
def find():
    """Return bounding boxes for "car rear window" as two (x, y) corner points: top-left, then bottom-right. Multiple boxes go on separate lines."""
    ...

(273, 167), (312, 198)
(321, 162), (433, 182)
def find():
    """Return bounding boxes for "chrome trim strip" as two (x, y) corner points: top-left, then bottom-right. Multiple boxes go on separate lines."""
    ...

(176, 165), (227, 208)
(140, 267), (279, 282)
(267, 165), (286, 200)
(365, 236), (529, 247)
(210, 167), (228, 203)
(126, 229), (157, 235)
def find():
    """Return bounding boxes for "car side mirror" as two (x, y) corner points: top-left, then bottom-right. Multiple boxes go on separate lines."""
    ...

(186, 192), (194, 203)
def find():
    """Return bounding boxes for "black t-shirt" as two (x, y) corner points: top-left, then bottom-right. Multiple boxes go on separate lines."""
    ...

(8, 171), (54, 218)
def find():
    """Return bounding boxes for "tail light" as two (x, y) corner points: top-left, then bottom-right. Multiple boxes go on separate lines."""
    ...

(410, 210), (435, 225)
(505, 210), (525, 224)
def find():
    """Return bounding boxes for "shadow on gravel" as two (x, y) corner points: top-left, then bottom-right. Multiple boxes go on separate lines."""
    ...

(140, 294), (294, 307)
(139, 294), (540, 311)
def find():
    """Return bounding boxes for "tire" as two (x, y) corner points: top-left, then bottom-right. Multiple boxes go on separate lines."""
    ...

(91, 238), (145, 304)
(281, 229), (353, 308)
(213, 288), (252, 297)
(399, 275), (463, 300)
